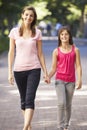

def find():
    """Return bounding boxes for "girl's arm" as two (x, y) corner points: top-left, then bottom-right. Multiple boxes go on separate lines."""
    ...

(75, 47), (82, 89)
(8, 38), (15, 85)
(49, 48), (58, 80)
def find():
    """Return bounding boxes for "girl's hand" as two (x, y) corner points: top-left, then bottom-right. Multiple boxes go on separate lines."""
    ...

(76, 80), (82, 90)
(8, 72), (14, 85)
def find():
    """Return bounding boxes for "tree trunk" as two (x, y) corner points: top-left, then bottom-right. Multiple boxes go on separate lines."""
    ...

(79, 7), (85, 37)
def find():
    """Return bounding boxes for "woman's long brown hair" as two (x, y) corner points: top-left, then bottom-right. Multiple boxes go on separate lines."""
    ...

(19, 6), (37, 37)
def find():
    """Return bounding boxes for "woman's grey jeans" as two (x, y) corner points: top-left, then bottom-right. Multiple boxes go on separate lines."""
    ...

(55, 79), (75, 130)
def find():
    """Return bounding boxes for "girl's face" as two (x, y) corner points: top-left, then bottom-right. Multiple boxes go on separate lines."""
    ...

(22, 10), (34, 25)
(60, 30), (70, 43)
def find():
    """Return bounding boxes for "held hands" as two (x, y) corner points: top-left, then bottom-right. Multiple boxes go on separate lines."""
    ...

(8, 72), (14, 85)
(43, 73), (50, 84)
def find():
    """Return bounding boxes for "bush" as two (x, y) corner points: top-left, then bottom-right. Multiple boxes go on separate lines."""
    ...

(0, 36), (9, 54)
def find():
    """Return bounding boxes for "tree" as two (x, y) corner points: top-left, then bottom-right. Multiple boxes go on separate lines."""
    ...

(71, 0), (87, 37)
(0, 0), (87, 37)
(0, 0), (28, 35)
(45, 0), (87, 36)
(28, 1), (51, 20)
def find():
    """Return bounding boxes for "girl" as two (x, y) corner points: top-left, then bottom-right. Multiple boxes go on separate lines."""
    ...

(48, 26), (82, 130)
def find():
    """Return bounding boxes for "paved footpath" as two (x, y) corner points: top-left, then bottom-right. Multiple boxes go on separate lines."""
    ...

(0, 82), (87, 130)
(0, 44), (87, 130)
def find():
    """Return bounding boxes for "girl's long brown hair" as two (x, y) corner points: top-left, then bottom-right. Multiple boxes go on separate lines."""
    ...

(58, 26), (73, 47)
(19, 6), (37, 37)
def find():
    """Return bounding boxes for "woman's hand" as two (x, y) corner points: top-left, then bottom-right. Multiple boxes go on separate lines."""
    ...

(8, 72), (14, 85)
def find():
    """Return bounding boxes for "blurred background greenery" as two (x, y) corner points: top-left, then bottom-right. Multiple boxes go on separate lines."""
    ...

(0, 0), (87, 53)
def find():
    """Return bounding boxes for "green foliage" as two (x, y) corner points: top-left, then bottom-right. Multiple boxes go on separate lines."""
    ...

(67, 4), (81, 21)
(0, 0), (28, 36)
(0, 36), (9, 53)
(28, 1), (51, 20)
(0, 0), (87, 53)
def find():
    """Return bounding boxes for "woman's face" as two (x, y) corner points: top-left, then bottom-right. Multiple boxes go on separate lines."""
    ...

(60, 30), (70, 43)
(22, 10), (34, 25)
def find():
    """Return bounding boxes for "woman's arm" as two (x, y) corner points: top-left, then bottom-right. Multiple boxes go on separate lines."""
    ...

(49, 48), (58, 79)
(75, 47), (82, 89)
(8, 38), (15, 85)
(37, 40), (49, 82)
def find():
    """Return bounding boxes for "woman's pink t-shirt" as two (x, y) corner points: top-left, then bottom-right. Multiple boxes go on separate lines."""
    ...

(55, 46), (76, 82)
(9, 27), (42, 71)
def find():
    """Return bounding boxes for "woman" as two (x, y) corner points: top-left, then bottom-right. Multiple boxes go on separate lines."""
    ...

(8, 6), (49, 130)
(48, 26), (82, 130)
